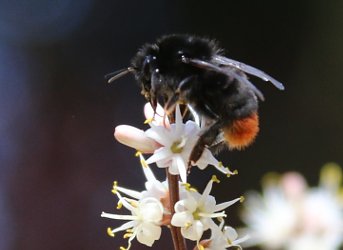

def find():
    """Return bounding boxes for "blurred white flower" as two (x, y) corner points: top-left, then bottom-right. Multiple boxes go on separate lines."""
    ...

(171, 175), (242, 242)
(241, 163), (343, 250)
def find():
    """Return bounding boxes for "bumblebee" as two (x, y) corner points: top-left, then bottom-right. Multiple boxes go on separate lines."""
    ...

(107, 34), (284, 165)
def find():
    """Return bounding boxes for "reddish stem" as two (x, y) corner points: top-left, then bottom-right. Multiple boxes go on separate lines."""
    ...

(167, 170), (187, 250)
(166, 108), (187, 250)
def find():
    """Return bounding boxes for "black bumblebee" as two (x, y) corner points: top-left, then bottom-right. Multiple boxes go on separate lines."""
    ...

(107, 34), (284, 165)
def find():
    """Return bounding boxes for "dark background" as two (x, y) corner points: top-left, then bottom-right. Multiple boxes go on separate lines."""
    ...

(1, 0), (343, 249)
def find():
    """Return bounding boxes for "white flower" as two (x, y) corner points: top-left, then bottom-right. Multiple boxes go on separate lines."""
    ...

(241, 163), (343, 250)
(221, 226), (248, 249)
(101, 155), (170, 249)
(171, 176), (242, 242)
(144, 104), (236, 182)
(108, 153), (169, 203)
(138, 153), (188, 214)
(197, 220), (248, 250)
(114, 103), (237, 183)
(101, 195), (163, 248)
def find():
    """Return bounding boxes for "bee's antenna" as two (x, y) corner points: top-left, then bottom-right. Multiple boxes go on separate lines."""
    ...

(105, 67), (135, 83)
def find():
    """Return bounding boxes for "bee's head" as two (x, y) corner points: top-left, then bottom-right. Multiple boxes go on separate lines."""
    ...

(128, 34), (223, 107)
(132, 34), (221, 76)
(130, 43), (159, 101)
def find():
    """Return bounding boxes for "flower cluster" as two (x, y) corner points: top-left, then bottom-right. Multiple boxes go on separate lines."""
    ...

(102, 104), (246, 249)
(240, 163), (343, 250)
(102, 154), (244, 249)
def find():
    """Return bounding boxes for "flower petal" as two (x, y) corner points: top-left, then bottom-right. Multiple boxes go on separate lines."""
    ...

(175, 155), (187, 183)
(114, 125), (159, 153)
(144, 102), (169, 126)
(171, 211), (193, 227)
(136, 222), (162, 246)
(181, 220), (204, 241)
(214, 197), (241, 212)
(116, 186), (142, 200)
(223, 226), (238, 241)
(145, 147), (171, 165)
(111, 220), (137, 234)
(174, 104), (183, 136)
(101, 212), (136, 221)
(139, 198), (163, 222)
(146, 124), (173, 145)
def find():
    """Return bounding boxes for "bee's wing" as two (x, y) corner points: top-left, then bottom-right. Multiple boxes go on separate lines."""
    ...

(182, 57), (265, 101)
(212, 55), (285, 90)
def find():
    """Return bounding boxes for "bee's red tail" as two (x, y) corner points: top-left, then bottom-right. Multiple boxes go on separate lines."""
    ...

(223, 113), (259, 150)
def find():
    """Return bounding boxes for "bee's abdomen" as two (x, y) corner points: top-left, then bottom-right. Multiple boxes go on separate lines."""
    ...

(223, 113), (259, 150)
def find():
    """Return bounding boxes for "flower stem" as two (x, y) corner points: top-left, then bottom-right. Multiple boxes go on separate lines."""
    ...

(166, 109), (187, 250)
(167, 170), (187, 250)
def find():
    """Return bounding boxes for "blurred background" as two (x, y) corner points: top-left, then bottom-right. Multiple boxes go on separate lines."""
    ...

(1, 0), (343, 249)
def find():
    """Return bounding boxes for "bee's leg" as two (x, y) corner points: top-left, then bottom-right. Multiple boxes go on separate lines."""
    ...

(151, 71), (162, 101)
(164, 76), (196, 114)
(181, 105), (189, 119)
(195, 103), (219, 120)
(208, 140), (226, 155)
(188, 120), (222, 167)
(164, 93), (180, 115)
(150, 97), (158, 117)
(176, 75), (196, 92)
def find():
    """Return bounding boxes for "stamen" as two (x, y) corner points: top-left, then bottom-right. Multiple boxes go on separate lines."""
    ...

(144, 117), (154, 124)
(226, 168), (238, 178)
(123, 233), (133, 239)
(129, 200), (138, 208)
(198, 244), (205, 250)
(112, 181), (118, 194)
(198, 211), (226, 218)
(211, 175), (220, 183)
(185, 222), (192, 229)
(140, 157), (148, 168)
(107, 227), (115, 237)
(117, 201), (123, 209)
(170, 139), (184, 153)
(101, 212), (137, 221)
(182, 183), (197, 192)
(192, 209), (201, 220)
(217, 162), (239, 177)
